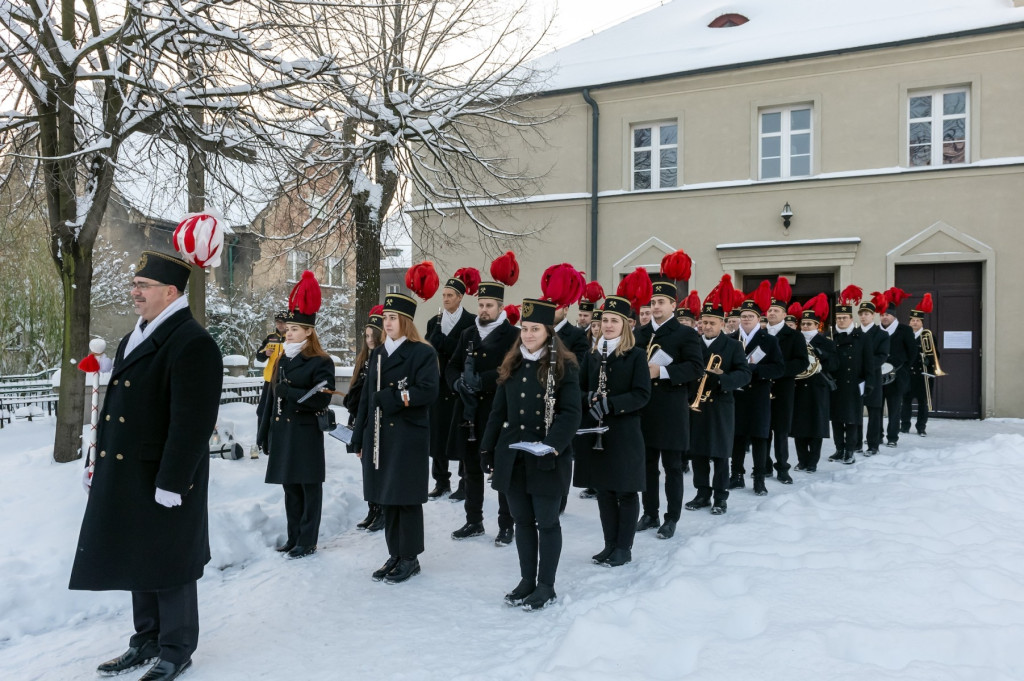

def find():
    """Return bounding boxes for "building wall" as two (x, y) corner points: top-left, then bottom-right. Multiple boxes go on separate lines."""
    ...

(412, 29), (1024, 417)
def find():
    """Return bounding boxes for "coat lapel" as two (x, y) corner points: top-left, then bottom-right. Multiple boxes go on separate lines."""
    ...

(382, 339), (412, 371)
(111, 309), (193, 379)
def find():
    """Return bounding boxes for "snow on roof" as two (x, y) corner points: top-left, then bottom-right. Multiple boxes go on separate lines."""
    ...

(532, 0), (1024, 93)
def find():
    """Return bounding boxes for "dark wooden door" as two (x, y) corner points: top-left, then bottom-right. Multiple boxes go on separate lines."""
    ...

(894, 263), (982, 418)
(744, 273), (836, 326)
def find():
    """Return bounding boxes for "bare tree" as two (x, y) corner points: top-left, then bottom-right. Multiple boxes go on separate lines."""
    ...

(0, 0), (334, 462)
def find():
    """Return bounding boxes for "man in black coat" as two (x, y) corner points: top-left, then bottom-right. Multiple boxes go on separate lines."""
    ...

(425, 275), (477, 499)
(765, 296), (806, 484)
(828, 306), (873, 465)
(881, 306), (917, 447)
(634, 278), (704, 539)
(856, 300), (890, 456)
(446, 281), (519, 545)
(728, 301), (784, 495)
(71, 252), (222, 681)
(902, 308), (938, 436)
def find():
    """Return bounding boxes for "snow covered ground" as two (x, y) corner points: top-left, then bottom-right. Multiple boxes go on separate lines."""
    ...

(1, 406), (1023, 680)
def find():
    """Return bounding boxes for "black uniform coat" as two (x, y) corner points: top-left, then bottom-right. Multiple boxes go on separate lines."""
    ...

(261, 353), (336, 484)
(352, 340), (440, 506)
(830, 329), (873, 424)
(70, 308), (222, 592)
(791, 334), (838, 439)
(445, 321), (519, 461)
(634, 317), (705, 450)
(730, 329), (785, 439)
(768, 323), (808, 433)
(689, 334), (752, 458)
(908, 331), (937, 397)
(573, 345), (651, 492)
(556, 320), (590, 366)
(342, 358), (369, 454)
(481, 355), (582, 497)
(426, 308), (477, 462)
(860, 324), (890, 409)
(883, 321), (917, 394)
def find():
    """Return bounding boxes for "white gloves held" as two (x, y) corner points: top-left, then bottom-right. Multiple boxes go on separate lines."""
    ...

(155, 487), (183, 508)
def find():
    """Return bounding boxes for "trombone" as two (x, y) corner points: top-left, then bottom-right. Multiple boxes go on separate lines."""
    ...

(920, 329), (946, 412)
(690, 354), (723, 412)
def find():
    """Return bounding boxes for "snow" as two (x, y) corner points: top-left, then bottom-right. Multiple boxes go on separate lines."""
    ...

(2, 410), (1024, 680)
(221, 355), (249, 367)
(532, 0), (1024, 92)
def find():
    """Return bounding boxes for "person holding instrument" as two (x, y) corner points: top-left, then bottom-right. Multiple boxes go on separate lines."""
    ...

(352, 264), (440, 584)
(345, 306), (385, 532)
(259, 271), (336, 560)
(576, 294), (651, 567)
(791, 294), (838, 473)
(480, 289), (581, 611)
(903, 293), (940, 437)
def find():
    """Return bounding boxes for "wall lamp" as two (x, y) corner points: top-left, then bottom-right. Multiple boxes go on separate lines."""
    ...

(781, 202), (793, 229)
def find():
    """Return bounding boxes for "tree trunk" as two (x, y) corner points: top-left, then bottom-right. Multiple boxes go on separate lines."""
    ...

(186, 119), (206, 326)
(353, 200), (381, 332)
(52, 241), (94, 462)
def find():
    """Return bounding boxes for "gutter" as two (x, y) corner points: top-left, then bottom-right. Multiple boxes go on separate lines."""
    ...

(582, 88), (599, 280)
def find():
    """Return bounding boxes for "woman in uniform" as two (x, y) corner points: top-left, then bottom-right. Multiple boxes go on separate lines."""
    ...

(259, 271), (336, 559)
(480, 297), (582, 610)
(791, 294), (838, 473)
(345, 306), (384, 531)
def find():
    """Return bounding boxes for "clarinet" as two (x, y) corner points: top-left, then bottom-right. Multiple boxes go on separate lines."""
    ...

(593, 340), (608, 451)
(544, 336), (557, 435)
(373, 349), (382, 470)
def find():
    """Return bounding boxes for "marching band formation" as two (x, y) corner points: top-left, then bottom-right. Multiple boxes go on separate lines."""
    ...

(253, 249), (944, 613)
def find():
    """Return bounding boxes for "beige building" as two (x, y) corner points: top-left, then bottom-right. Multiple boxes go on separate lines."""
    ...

(411, 0), (1024, 418)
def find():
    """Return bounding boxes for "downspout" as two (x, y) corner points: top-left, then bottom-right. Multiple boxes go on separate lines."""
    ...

(582, 88), (599, 279)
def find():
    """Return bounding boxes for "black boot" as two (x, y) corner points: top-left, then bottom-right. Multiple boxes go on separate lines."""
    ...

(448, 480), (467, 502)
(579, 488), (597, 499)
(841, 451), (856, 465)
(636, 513), (660, 531)
(451, 521), (485, 540)
(287, 545), (316, 559)
(494, 527), (514, 546)
(711, 500), (727, 515)
(865, 448), (879, 457)
(685, 495), (712, 511)
(656, 516), (677, 539)
(427, 482), (451, 500)
(96, 640), (160, 675)
(356, 504), (378, 529)
(366, 509), (385, 533)
(504, 578), (536, 606)
(602, 548), (631, 567)
(592, 543), (615, 564)
(372, 555), (400, 581)
(753, 475), (767, 496)
(383, 557), (421, 584)
(728, 473), (745, 489)
(275, 541), (295, 553)
(828, 450), (844, 462)
(776, 469), (793, 484)
(138, 659), (192, 681)
(522, 582), (557, 611)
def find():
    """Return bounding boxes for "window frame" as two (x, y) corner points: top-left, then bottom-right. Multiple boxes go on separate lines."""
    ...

(326, 256), (345, 288)
(758, 104), (814, 180)
(385, 283), (401, 295)
(629, 120), (679, 191)
(907, 87), (969, 168)
(286, 249), (310, 283)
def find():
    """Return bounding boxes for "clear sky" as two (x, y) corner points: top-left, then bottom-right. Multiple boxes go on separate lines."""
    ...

(532, 0), (666, 53)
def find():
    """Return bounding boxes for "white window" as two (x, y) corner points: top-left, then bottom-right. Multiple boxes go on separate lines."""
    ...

(631, 122), (678, 190)
(386, 284), (400, 294)
(287, 250), (309, 282)
(759, 106), (812, 179)
(908, 88), (968, 167)
(327, 257), (345, 287)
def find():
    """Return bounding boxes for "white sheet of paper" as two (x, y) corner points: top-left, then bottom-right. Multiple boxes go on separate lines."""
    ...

(859, 381), (865, 396)
(649, 349), (674, 367)
(509, 441), (556, 456)
(747, 347), (766, 364)
(328, 425), (354, 444)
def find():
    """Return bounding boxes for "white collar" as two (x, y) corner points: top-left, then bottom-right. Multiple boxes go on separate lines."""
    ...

(598, 336), (621, 355)
(441, 306), (464, 335)
(860, 322), (875, 332)
(802, 330), (818, 342)
(882, 319), (899, 336)
(384, 336), (407, 355)
(766, 320), (785, 336)
(284, 340), (307, 358)
(835, 325), (853, 335)
(651, 316), (668, 331)
(123, 296), (190, 359)
(519, 344), (545, 361)
(739, 326), (758, 346)
(554, 318), (568, 332)
(702, 335), (717, 347)
(914, 329), (922, 339)
(476, 310), (507, 340)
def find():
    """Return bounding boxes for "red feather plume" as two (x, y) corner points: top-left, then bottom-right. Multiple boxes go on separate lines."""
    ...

(753, 280), (772, 314)
(405, 261), (440, 301)
(452, 267), (481, 296)
(77, 354), (100, 373)
(660, 249), (692, 281)
(731, 288), (746, 312)
(489, 251), (519, 286)
(684, 290), (701, 317)
(840, 285), (863, 306)
(541, 263), (586, 308)
(718, 274), (735, 311)
(616, 267), (653, 312)
(504, 304), (521, 326)
(870, 290), (888, 315)
(917, 293), (933, 313)
(886, 287), (911, 308)
(369, 304), (384, 317)
(806, 293), (829, 321)
(787, 301), (802, 318)
(773, 276), (792, 305)
(583, 280), (605, 304)
(288, 270), (322, 315)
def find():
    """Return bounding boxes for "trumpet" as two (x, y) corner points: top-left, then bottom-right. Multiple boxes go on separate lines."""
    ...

(690, 354), (722, 412)
(646, 342), (662, 362)
(920, 330), (946, 377)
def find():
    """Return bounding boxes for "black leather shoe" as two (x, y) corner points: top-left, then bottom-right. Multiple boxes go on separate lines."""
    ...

(138, 658), (192, 681)
(685, 495), (712, 511)
(504, 578), (536, 605)
(579, 488), (597, 499)
(918, 430), (927, 437)
(886, 440), (898, 448)
(97, 640), (159, 675)
(356, 505), (378, 529)
(656, 517), (677, 539)
(728, 473), (745, 489)
(602, 548), (631, 567)
(275, 541), (295, 553)
(841, 451), (856, 465)
(794, 463), (807, 471)
(372, 555), (400, 581)
(427, 483), (451, 500)
(592, 543), (615, 563)
(711, 500), (727, 515)
(451, 521), (485, 540)
(287, 545), (316, 559)
(494, 527), (514, 546)
(899, 427), (910, 434)
(828, 450), (844, 462)
(366, 512), (385, 533)
(522, 582), (557, 611)
(776, 470), (793, 484)
(449, 483), (467, 502)
(636, 513), (660, 531)
(753, 476), (768, 496)
(865, 448), (879, 457)
(383, 557), (421, 584)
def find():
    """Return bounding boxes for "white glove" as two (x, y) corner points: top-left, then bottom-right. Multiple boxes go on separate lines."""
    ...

(82, 466), (93, 494)
(155, 488), (182, 508)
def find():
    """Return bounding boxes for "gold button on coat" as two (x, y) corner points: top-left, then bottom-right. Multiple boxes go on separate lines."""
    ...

(99, 451), (106, 458)
(124, 380), (131, 387)
(119, 416), (125, 423)
(115, 453), (124, 460)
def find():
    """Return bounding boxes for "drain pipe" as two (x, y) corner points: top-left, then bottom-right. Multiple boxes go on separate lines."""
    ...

(582, 88), (599, 279)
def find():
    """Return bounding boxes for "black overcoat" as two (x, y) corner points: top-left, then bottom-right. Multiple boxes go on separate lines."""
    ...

(426, 308), (477, 462)
(907, 332), (936, 399)
(861, 324), (890, 409)
(791, 334), (838, 439)
(557, 321), (590, 366)
(634, 317), (705, 450)
(261, 353), (335, 484)
(573, 345), (651, 492)
(768, 323), (808, 433)
(352, 341), (440, 506)
(480, 355), (582, 497)
(883, 322), (917, 395)
(730, 329), (784, 439)
(70, 308), (222, 592)
(689, 334), (752, 458)
(830, 329), (874, 424)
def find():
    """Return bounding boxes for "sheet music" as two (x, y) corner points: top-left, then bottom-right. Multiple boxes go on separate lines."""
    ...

(747, 347), (766, 364)
(509, 441), (557, 456)
(649, 348), (674, 367)
(328, 425), (354, 444)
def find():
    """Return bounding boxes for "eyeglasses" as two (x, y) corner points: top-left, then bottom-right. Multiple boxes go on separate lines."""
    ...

(130, 282), (170, 291)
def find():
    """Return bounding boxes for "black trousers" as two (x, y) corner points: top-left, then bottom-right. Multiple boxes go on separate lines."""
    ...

(282, 483), (322, 547)
(794, 437), (823, 469)
(464, 444), (513, 529)
(130, 582), (198, 666)
(504, 469), (562, 587)
(431, 458), (464, 487)
(730, 436), (770, 476)
(691, 456), (729, 501)
(901, 377), (930, 433)
(830, 420), (858, 452)
(596, 490), (639, 551)
(382, 504), (424, 558)
(884, 385), (906, 443)
(642, 447), (684, 521)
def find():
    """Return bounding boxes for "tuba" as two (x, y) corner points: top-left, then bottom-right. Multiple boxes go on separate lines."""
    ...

(795, 344), (821, 380)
